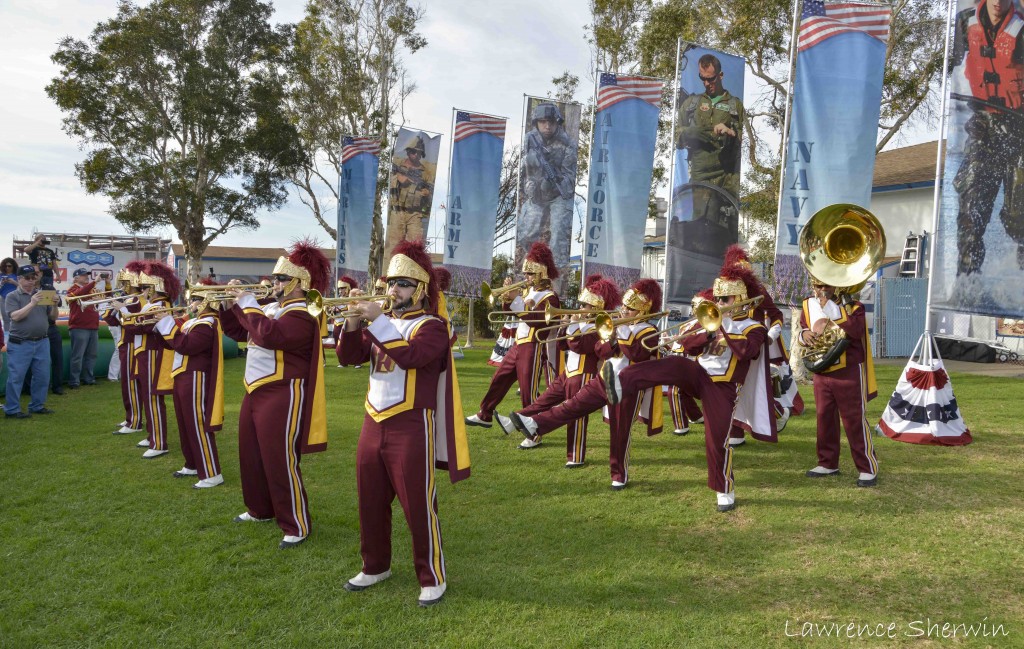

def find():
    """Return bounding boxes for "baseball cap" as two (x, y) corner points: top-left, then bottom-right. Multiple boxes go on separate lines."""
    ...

(73, 269), (90, 278)
(17, 265), (37, 277)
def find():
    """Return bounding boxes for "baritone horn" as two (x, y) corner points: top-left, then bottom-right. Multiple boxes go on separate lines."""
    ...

(481, 280), (529, 306)
(596, 311), (671, 342)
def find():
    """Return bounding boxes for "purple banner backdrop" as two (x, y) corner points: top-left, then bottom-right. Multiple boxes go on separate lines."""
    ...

(515, 96), (582, 282)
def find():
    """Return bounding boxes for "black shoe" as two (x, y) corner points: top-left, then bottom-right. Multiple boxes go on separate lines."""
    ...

(83, 382), (96, 386)
(31, 408), (55, 415)
(5, 411), (30, 419)
(67, 384), (79, 390)
(52, 388), (65, 395)
(509, 412), (537, 441)
(856, 476), (878, 488)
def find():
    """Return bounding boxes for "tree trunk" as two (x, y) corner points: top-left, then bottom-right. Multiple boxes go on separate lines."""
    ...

(180, 236), (208, 291)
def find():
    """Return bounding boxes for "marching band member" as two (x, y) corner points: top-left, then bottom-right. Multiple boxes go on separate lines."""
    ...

(339, 240), (470, 607)
(154, 289), (226, 488)
(799, 279), (879, 487)
(512, 274), (620, 462)
(488, 275), (523, 367)
(332, 276), (360, 366)
(432, 266), (458, 347)
(511, 278), (662, 487)
(117, 262), (179, 458)
(466, 242), (560, 431)
(667, 289), (713, 436)
(221, 239), (330, 550)
(105, 262), (146, 435)
(599, 266), (769, 512)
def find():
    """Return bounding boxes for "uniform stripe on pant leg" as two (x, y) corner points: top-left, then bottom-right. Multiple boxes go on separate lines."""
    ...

(127, 374), (142, 428)
(529, 348), (543, 402)
(722, 397), (738, 493)
(284, 380), (310, 537)
(858, 365), (878, 475)
(670, 388), (684, 429)
(192, 372), (216, 477)
(422, 409), (445, 584)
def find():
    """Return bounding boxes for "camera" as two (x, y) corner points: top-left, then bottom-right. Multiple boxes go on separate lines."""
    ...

(980, 44), (996, 59)
(41, 237), (51, 246)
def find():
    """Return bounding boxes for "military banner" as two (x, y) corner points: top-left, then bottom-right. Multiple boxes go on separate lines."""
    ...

(515, 96), (582, 279)
(930, 0), (1024, 317)
(772, 0), (891, 306)
(385, 127), (443, 264)
(336, 135), (381, 289)
(444, 110), (507, 298)
(583, 72), (664, 288)
(664, 43), (745, 312)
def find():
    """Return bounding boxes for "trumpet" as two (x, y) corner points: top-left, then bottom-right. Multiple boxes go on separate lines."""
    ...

(67, 288), (125, 304)
(596, 311), (671, 342)
(481, 280), (529, 306)
(306, 289), (390, 318)
(121, 305), (191, 325)
(640, 296), (764, 351)
(87, 294), (140, 310)
(184, 282), (272, 303)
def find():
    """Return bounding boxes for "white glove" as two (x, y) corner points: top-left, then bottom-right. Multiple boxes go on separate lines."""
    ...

(767, 323), (782, 342)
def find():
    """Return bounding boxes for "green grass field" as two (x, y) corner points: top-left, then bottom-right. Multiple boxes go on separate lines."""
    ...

(1, 348), (1022, 648)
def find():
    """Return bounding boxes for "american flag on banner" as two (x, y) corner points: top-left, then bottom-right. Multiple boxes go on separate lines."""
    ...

(453, 111), (506, 143)
(798, 0), (891, 51)
(596, 73), (663, 111)
(341, 136), (381, 164)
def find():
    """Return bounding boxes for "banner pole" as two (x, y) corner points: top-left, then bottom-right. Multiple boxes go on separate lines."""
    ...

(923, 0), (956, 335)
(582, 63), (601, 282)
(774, 0), (803, 234)
(466, 298), (475, 348)
(662, 38), (682, 315)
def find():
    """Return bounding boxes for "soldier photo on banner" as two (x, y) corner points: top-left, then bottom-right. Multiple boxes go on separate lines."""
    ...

(385, 128), (442, 265)
(932, 0), (1024, 317)
(515, 97), (582, 282)
(665, 43), (745, 311)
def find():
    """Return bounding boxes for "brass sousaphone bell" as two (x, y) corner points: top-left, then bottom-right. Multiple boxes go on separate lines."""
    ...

(798, 203), (886, 373)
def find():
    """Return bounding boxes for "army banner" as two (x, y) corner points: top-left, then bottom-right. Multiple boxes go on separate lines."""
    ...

(664, 43), (745, 312)
(444, 110), (507, 298)
(772, 0), (890, 306)
(930, 0), (1024, 317)
(515, 96), (582, 279)
(583, 73), (664, 288)
(336, 136), (381, 289)
(385, 127), (443, 265)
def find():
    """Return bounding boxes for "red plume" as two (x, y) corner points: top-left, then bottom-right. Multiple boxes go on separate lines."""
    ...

(586, 276), (621, 310)
(198, 276), (217, 286)
(584, 273), (603, 287)
(526, 242), (559, 279)
(697, 287), (715, 302)
(125, 260), (148, 274)
(432, 266), (452, 292)
(287, 237), (332, 294)
(391, 239), (438, 312)
(724, 244), (751, 268)
(142, 261), (181, 302)
(631, 278), (662, 311)
(338, 275), (359, 290)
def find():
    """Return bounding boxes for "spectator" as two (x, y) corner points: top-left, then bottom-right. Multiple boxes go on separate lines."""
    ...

(0, 257), (18, 340)
(47, 292), (65, 395)
(25, 234), (59, 289)
(67, 269), (100, 389)
(4, 265), (55, 418)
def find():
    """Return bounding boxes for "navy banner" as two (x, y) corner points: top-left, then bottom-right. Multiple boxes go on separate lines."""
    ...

(444, 110), (507, 297)
(773, 0), (891, 305)
(584, 72), (664, 288)
(337, 136), (381, 289)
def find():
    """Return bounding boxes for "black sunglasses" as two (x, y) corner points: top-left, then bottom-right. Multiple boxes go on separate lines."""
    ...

(271, 275), (292, 283)
(387, 279), (417, 289)
(698, 73), (721, 82)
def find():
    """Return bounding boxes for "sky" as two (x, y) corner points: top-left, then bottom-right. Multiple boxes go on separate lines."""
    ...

(0, 0), (595, 256)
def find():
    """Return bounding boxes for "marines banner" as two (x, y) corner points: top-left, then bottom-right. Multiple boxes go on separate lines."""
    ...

(772, 0), (891, 306)
(665, 43), (745, 311)
(515, 96), (583, 279)
(337, 135), (381, 289)
(584, 72), (664, 287)
(385, 127), (443, 265)
(930, 0), (1024, 317)
(444, 110), (507, 297)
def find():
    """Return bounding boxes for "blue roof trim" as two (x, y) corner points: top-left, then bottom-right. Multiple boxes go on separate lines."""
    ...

(872, 180), (934, 193)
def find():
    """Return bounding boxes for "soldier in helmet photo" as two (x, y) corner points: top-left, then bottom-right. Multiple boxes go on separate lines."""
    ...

(518, 101), (578, 266)
(386, 132), (437, 262)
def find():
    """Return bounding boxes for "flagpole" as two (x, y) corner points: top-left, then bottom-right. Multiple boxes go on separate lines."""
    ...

(662, 37), (682, 315)
(923, 0), (956, 337)
(774, 0), (803, 232)
(581, 62), (601, 283)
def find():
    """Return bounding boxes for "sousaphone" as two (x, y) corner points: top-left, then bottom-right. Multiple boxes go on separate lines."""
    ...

(798, 203), (885, 373)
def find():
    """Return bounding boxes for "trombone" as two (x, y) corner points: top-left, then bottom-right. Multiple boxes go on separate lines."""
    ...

(481, 280), (529, 306)
(184, 282), (272, 303)
(121, 305), (191, 326)
(640, 296), (764, 351)
(595, 311), (671, 342)
(86, 294), (140, 310)
(67, 288), (125, 304)
(543, 304), (605, 324)
(305, 289), (390, 318)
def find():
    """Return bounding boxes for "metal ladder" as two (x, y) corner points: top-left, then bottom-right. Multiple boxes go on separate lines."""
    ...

(899, 231), (924, 278)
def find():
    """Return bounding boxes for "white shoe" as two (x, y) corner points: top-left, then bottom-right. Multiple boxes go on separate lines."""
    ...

(173, 467), (198, 478)
(692, 416), (704, 424)
(142, 449), (168, 459)
(193, 474), (224, 489)
(510, 412), (539, 440)
(716, 491), (736, 512)
(118, 420), (128, 427)
(673, 427), (689, 436)
(564, 461), (584, 468)
(728, 437), (746, 447)
(344, 570), (392, 591)
(234, 511), (272, 523)
(806, 466), (840, 477)
(418, 582), (447, 607)
(114, 425), (144, 435)
(777, 407), (791, 432)
(611, 480), (627, 491)
(136, 439), (151, 447)
(464, 414), (492, 428)
(518, 437), (542, 449)
(280, 535), (306, 549)
(494, 413), (514, 435)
